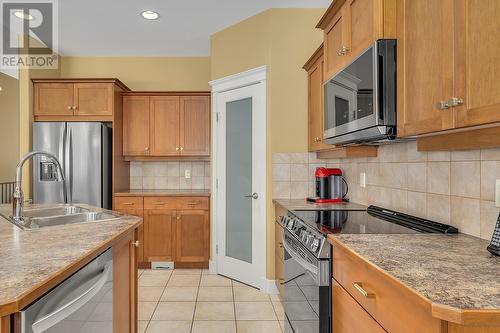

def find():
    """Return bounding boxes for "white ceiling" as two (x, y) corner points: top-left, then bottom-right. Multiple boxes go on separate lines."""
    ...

(58, 0), (330, 56)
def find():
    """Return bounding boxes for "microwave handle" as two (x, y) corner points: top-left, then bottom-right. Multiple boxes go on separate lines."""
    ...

(30, 262), (112, 333)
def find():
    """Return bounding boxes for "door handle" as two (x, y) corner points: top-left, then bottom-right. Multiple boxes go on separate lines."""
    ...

(244, 193), (258, 199)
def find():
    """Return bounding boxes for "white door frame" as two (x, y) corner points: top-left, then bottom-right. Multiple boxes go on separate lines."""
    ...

(209, 66), (268, 290)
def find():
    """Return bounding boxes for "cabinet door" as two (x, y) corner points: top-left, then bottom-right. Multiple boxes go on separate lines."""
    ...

(150, 96), (180, 156)
(453, 0), (500, 128)
(180, 96), (210, 156)
(113, 231), (137, 333)
(332, 280), (386, 333)
(175, 210), (209, 262)
(324, 8), (347, 80)
(345, 0), (382, 59)
(34, 83), (74, 116)
(397, 0), (454, 137)
(308, 55), (331, 151)
(118, 209), (144, 264)
(144, 209), (176, 262)
(74, 83), (113, 116)
(123, 96), (151, 156)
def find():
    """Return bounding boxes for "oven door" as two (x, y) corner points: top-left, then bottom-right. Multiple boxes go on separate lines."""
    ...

(283, 232), (330, 333)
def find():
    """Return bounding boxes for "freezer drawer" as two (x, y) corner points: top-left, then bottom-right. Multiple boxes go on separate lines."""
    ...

(21, 248), (113, 333)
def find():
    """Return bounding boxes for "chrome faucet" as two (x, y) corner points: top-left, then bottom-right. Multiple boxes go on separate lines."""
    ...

(12, 151), (66, 224)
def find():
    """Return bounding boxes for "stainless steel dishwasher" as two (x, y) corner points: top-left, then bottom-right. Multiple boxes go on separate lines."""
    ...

(21, 248), (113, 333)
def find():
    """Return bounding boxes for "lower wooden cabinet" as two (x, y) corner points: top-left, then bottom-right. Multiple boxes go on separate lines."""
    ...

(144, 209), (176, 262)
(332, 280), (385, 333)
(175, 210), (210, 262)
(115, 196), (210, 267)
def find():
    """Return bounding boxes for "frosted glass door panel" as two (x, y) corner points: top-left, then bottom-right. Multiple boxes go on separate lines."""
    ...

(225, 97), (253, 263)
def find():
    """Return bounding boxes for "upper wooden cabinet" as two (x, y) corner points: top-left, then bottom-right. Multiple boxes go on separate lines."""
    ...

(317, 0), (396, 81)
(33, 79), (129, 120)
(303, 44), (331, 151)
(122, 93), (210, 158)
(398, 0), (500, 137)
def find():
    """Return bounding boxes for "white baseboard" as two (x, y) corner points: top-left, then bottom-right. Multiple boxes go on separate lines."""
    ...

(262, 278), (279, 294)
(208, 260), (217, 275)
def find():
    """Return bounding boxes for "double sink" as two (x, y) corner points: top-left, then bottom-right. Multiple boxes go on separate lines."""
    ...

(2, 205), (119, 230)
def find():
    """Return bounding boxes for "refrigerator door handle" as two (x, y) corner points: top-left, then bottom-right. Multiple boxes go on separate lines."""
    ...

(65, 127), (73, 204)
(59, 125), (66, 203)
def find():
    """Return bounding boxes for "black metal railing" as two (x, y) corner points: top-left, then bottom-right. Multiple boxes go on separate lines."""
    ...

(0, 182), (15, 204)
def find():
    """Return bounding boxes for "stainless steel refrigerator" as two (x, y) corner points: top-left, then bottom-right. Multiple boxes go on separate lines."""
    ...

(33, 122), (112, 209)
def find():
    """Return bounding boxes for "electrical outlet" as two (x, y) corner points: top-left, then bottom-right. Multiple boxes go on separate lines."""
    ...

(360, 172), (366, 188)
(185, 169), (191, 179)
(496, 179), (500, 207)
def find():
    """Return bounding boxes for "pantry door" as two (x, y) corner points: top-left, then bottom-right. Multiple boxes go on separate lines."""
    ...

(211, 67), (267, 289)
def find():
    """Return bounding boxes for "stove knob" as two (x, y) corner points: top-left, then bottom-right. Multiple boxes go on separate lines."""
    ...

(311, 238), (320, 252)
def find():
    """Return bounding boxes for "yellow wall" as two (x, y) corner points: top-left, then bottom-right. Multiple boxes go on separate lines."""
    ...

(61, 57), (211, 91)
(0, 73), (20, 182)
(211, 8), (325, 279)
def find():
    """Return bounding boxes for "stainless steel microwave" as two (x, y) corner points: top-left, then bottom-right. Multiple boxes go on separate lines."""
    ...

(323, 39), (396, 145)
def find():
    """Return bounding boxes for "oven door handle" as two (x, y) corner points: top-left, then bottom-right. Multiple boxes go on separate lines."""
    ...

(283, 239), (318, 277)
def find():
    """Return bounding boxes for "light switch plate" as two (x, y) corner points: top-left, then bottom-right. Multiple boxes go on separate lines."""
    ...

(185, 169), (191, 179)
(360, 172), (366, 188)
(496, 179), (500, 207)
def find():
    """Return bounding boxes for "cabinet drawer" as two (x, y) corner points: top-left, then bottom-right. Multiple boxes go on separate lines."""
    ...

(115, 197), (144, 210)
(332, 241), (444, 333)
(332, 280), (386, 333)
(144, 197), (209, 210)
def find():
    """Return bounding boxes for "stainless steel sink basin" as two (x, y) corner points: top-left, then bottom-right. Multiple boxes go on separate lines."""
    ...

(28, 211), (118, 229)
(22, 206), (89, 218)
(0, 205), (120, 230)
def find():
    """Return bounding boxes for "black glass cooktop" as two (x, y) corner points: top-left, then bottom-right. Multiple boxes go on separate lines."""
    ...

(290, 206), (458, 236)
(289, 209), (420, 235)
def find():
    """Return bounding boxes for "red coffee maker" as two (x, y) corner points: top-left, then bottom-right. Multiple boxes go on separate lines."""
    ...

(307, 167), (348, 203)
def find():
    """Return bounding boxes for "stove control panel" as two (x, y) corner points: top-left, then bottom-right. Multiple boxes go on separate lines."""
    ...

(278, 214), (329, 258)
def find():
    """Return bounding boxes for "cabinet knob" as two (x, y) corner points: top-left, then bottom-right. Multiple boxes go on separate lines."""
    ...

(67, 106), (72, 110)
(177, 216), (180, 220)
(337, 46), (350, 56)
(180, 147), (184, 151)
(448, 97), (464, 107)
(176, 147), (179, 151)
(145, 147), (150, 151)
(133, 240), (139, 247)
(73, 106), (78, 110)
(436, 101), (450, 110)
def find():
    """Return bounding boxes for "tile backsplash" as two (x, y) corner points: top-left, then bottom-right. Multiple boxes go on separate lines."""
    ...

(130, 161), (211, 190)
(272, 141), (500, 240)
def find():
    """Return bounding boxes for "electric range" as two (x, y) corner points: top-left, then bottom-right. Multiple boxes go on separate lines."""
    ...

(277, 206), (458, 333)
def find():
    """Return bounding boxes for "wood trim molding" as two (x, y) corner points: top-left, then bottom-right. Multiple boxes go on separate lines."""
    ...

(316, 0), (347, 29)
(31, 78), (130, 91)
(209, 65), (268, 93)
(34, 115), (113, 122)
(124, 156), (210, 162)
(417, 126), (500, 151)
(316, 146), (378, 159)
(303, 43), (324, 71)
(122, 91), (210, 96)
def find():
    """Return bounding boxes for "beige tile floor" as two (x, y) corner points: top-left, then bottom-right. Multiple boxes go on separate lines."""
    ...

(138, 268), (285, 333)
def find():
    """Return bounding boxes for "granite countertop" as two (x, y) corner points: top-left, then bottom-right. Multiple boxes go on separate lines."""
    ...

(0, 203), (142, 316)
(329, 233), (500, 311)
(115, 189), (211, 197)
(273, 199), (367, 211)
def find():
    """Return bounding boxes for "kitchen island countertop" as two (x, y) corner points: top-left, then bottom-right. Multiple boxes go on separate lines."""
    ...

(0, 204), (141, 317)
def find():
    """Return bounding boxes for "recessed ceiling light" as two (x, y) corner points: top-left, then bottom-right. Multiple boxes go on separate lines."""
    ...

(13, 10), (34, 20)
(141, 10), (160, 20)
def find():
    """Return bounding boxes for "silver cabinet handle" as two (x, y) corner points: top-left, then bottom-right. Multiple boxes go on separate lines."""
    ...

(436, 101), (450, 110)
(244, 193), (258, 199)
(448, 97), (464, 107)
